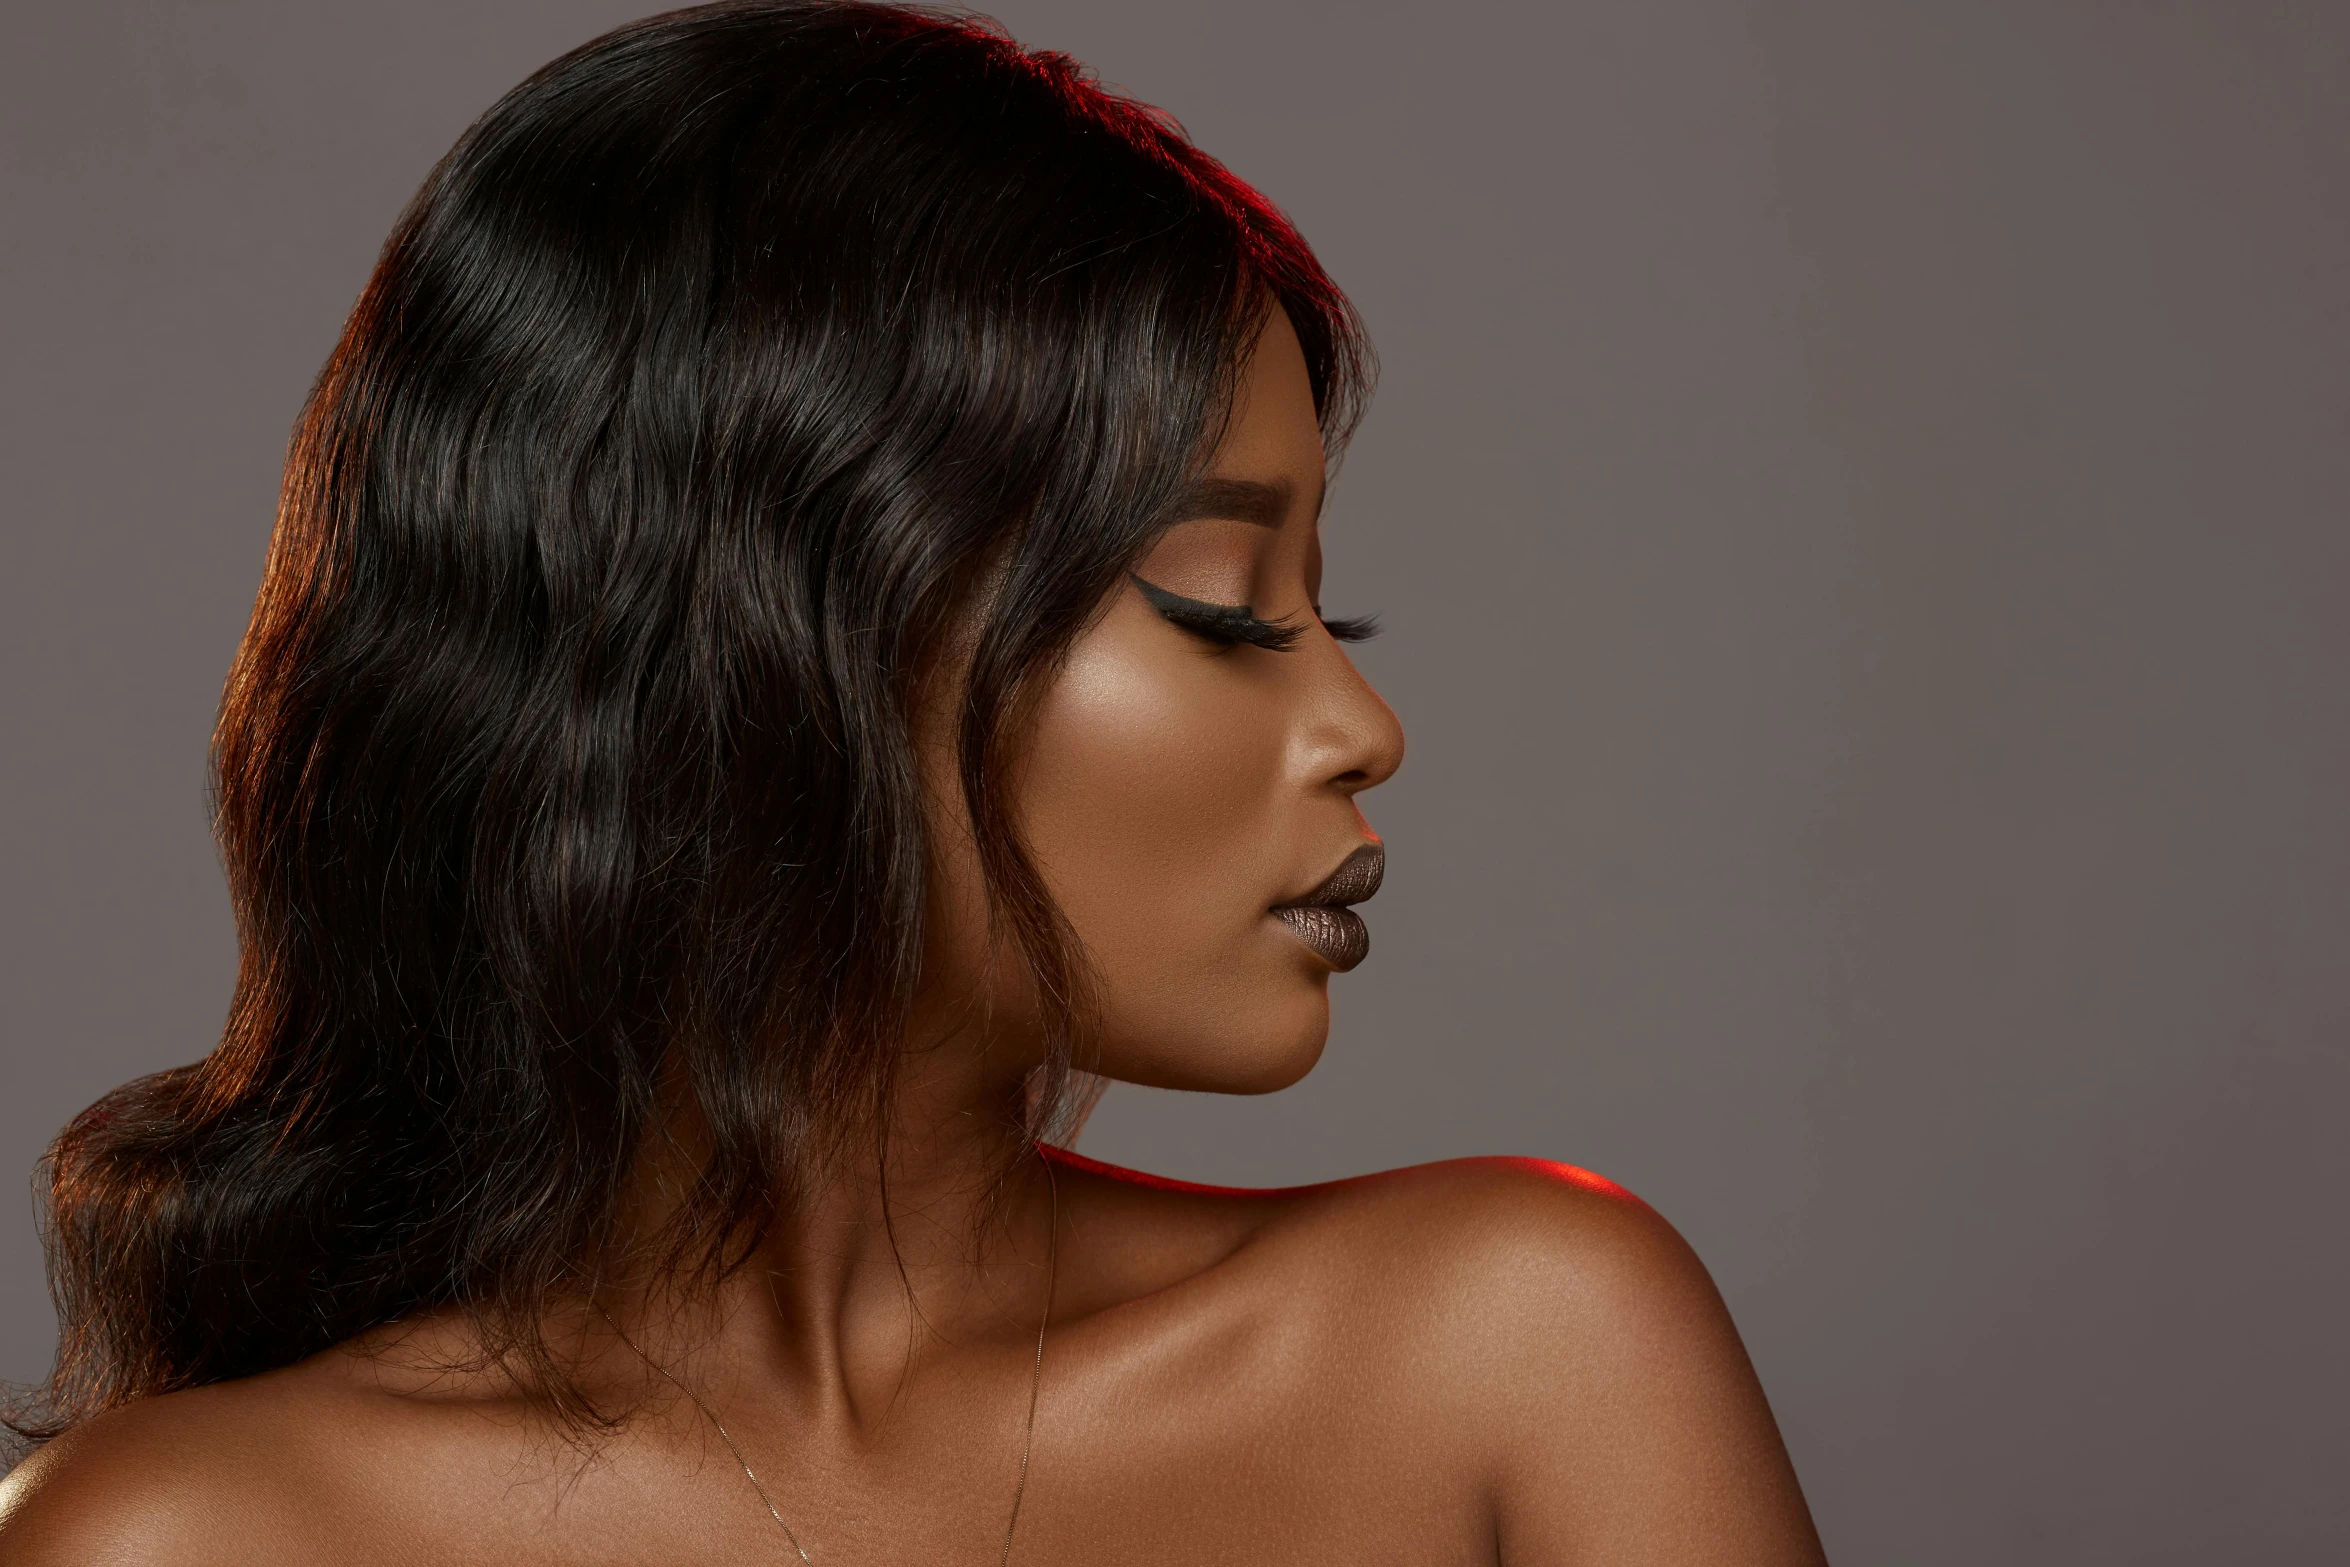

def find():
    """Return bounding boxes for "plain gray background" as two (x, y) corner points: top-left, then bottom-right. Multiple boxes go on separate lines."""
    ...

(4, 1), (2345, 1560)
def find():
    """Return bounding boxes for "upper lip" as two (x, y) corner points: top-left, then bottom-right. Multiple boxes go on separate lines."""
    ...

(1275, 842), (1384, 909)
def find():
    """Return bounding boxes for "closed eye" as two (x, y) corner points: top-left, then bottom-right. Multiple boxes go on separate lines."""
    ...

(1130, 574), (1306, 651)
(1130, 575), (1381, 651)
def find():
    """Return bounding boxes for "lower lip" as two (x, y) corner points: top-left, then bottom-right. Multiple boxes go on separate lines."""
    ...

(1272, 904), (1370, 972)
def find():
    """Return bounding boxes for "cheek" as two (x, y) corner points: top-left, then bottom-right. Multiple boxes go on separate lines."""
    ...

(1016, 606), (1333, 1065)
(1021, 632), (1285, 968)
(1007, 597), (1339, 1092)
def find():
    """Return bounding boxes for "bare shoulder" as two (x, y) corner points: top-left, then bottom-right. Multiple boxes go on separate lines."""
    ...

(1251, 1155), (1731, 1367)
(1289, 1152), (1691, 1270)
(1046, 1147), (1709, 1335)
(0, 1345), (443, 1567)
(1052, 1148), (1739, 1387)
(0, 1373), (325, 1564)
(1199, 1155), (1826, 1564)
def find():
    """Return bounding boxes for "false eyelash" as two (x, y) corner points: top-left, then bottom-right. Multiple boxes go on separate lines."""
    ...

(1129, 574), (1385, 652)
(1130, 574), (1305, 651)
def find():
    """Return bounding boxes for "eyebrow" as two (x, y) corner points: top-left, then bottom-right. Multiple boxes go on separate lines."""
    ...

(1174, 476), (1298, 529)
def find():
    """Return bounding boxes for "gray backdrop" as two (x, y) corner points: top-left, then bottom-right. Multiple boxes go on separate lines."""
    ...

(4, 2), (2344, 1561)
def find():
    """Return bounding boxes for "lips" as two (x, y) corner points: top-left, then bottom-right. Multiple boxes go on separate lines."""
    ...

(1271, 842), (1384, 972)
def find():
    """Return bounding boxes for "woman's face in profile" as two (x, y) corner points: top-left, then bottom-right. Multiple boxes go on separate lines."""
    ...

(922, 310), (1405, 1093)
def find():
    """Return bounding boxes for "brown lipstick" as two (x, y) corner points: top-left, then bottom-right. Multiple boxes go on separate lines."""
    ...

(1271, 842), (1384, 972)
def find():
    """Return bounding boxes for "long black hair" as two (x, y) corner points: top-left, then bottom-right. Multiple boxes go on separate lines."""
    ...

(17, 0), (1368, 1442)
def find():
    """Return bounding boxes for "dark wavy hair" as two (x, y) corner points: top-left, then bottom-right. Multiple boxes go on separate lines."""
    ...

(14, 0), (1368, 1444)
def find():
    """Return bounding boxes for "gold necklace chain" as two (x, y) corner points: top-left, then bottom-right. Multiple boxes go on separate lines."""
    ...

(599, 1160), (1060, 1566)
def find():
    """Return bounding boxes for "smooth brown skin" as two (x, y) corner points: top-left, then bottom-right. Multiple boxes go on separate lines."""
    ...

(0, 314), (1826, 1565)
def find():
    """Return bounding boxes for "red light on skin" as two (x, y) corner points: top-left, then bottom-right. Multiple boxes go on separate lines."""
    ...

(1496, 1157), (1641, 1205)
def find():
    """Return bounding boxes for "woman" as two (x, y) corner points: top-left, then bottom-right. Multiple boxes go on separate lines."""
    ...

(0, 3), (1826, 1561)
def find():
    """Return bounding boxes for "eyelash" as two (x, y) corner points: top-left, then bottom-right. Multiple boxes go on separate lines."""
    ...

(1128, 573), (1381, 652)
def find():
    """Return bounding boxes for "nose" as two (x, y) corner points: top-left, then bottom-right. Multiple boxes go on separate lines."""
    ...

(1304, 639), (1405, 799)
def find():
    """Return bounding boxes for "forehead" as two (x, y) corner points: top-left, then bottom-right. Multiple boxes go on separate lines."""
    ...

(1204, 309), (1325, 498)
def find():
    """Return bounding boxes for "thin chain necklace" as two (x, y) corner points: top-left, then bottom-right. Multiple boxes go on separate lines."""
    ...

(599, 1161), (1060, 1566)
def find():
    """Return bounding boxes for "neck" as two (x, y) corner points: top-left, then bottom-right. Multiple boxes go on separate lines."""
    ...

(593, 1012), (1061, 1421)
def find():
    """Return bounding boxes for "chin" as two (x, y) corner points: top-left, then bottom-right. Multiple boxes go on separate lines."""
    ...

(1218, 1029), (1327, 1095)
(1098, 982), (1331, 1095)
